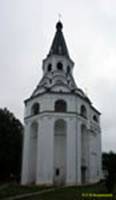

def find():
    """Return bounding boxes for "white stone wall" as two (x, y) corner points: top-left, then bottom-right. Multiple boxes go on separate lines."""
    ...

(21, 92), (101, 185)
(43, 55), (74, 74)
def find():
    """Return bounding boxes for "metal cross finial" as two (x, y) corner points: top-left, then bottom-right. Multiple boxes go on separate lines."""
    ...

(58, 13), (62, 21)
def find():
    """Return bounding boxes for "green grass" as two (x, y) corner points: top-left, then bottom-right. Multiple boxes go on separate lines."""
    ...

(0, 182), (52, 199)
(21, 183), (115, 200)
(0, 182), (116, 200)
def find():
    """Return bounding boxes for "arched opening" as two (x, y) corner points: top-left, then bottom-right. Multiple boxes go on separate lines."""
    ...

(80, 105), (87, 118)
(57, 62), (63, 70)
(31, 103), (39, 115)
(29, 122), (38, 183)
(93, 115), (98, 122)
(55, 100), (67, 112)
(81, 124), (88, 184)
(54, 119), (66, 185)
(67, 65), (70, 73)
(48, 64), (52, 72)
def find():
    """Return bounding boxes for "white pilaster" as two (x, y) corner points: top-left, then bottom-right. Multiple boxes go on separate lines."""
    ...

(36, 116), (54, 185)
(76, 120), (81, 184)
(21, 121), (30, 185)
(66, 117), (76, 185)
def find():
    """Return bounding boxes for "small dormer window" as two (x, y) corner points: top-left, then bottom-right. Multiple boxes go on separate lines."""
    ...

(80, 105), (87, 118)
(48, 64), (52, 72)
(31, 103), (40, 115)
(57, 62), (63, 70)
(67, 65), (70, 73)
(55, 100), (67, 112)
(93, 115), (98, 122)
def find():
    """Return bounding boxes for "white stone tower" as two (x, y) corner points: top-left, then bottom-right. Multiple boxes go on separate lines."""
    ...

(21, 21), (102, 185)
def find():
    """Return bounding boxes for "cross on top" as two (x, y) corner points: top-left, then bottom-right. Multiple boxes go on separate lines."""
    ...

(58, 13), (62, 21)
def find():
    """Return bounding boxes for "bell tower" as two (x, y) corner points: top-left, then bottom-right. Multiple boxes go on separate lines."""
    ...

(21, 21), (102, 186)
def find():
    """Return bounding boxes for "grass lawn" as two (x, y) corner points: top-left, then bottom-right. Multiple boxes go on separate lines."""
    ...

(0, 182), (53, 199)
(20, 182), (111, 200)
(0, 181), (115, 200)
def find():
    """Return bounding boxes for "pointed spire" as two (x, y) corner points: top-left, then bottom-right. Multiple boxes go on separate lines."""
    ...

(48, 21), (70, 58)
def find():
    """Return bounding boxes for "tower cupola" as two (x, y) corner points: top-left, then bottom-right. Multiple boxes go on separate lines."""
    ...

(48, 21), (70, 58)
(31, 21), (88, 101)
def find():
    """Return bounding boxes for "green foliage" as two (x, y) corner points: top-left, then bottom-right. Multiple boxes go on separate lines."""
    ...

(102, 151), (116, 192)
(0, 108), (23, 182)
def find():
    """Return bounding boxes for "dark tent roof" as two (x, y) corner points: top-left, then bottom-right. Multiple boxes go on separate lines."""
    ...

(48, 21), (70, 58)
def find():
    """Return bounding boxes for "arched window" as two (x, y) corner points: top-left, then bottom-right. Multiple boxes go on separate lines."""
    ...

(55, 100), (67, 112)
(29, 121), (38, 183)
(30, 122), (38, 139)
(54, 119), (66, 184)
(31, 103), (40, 115)
(93, 115), (98, 122)
(67, 65), (70, 73)
(57, 62), (63, 70)
(80, 105), (87, 118)
(54, 119), (66, 136)
(48, 64), (52, 72)
(81, 124), (88, 183)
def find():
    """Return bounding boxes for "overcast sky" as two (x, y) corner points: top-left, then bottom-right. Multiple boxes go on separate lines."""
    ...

(0, 0), (116, 152)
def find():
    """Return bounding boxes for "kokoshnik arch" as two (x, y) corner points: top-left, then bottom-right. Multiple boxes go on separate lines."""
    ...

(21, 21), (102, 185)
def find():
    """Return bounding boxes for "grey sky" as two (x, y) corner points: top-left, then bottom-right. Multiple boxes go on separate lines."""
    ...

(0, 0), (116, 152)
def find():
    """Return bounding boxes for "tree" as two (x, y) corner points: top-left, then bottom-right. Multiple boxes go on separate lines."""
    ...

(102, 151), (116, 192)
(0, 108), (23, 182)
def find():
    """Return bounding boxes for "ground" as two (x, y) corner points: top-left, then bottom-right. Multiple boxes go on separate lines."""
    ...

(0, 182), (116, 200)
